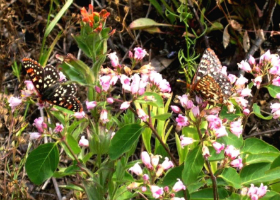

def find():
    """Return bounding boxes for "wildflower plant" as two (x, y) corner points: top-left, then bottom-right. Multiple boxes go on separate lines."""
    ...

(6, 3), (280, 200)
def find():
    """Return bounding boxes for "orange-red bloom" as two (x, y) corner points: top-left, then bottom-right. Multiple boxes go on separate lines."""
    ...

(80, 4), (100, 27)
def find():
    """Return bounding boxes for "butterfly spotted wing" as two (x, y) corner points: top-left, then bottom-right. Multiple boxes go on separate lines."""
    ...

(22, 58), (83, 112)
(191, 48), (232, 104)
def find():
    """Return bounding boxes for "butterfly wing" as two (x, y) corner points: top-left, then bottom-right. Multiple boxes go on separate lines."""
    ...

(46, 84), (82, 112)
(43, 65), (60, 89)
(22, 58), (44, 94)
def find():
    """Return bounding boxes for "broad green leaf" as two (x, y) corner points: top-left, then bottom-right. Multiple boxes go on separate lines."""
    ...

(114, 185), (137, 199)
(161, 165), (184, 187)
(266, 85), (280, 98)
(208, 22), (223, 32)
(109, 124), (142, 160)
(242, 138), (279, 154)
(182, 145), (204, 185)
(220, 104), (242, 120)
(53, 165), (80, 178)
(246, 153), (279, 165)
(190, 188), (229, 199)
(271, 155), (280, 169)
(152, 113), (172, 120)
(240, 163), (280, 185)
(218, 132), (243, 149)
(59, 184), (84, 191)
(135, 92), (164, 108)
(253, 103), (272, 120)
(26, 143), (59, 185)
(219, 167), (242, 189)
(66, 133), (81, 154)
(227, 193), (242, 200)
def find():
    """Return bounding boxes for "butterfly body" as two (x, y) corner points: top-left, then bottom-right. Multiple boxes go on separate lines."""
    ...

(191, 48), (232, 104)
(22, 58), (82, 112)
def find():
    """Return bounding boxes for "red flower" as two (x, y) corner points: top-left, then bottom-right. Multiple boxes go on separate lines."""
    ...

(80, 4), (100, 27)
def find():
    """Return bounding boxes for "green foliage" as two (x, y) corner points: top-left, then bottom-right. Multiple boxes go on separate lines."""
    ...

(25, 143), (59, 185)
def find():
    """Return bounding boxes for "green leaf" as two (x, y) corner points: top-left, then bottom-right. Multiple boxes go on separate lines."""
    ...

(240, 163), (280, 185)
(219, 167), (242, 189)
(161, 165), (184, 187)
(82, 179), (103, 200)
(44, 0), (73, 38)
(266, 85), (280, 98)
(109, 124), (143, 160)
(218, 132), (244, 149)
(135, 92), (164, 108)
(208, 22), (223, 32)
(26, 143), (59, 185)
(152, 113), (172, 120)
(253, 103), (272, 120)
(271, 155), (280, 169)
(220, 104), (242, 121)
(190, 188), (229, 199)
(242, 138), (279, 154)
(66, 133), (81, 154)
(182, 145), (204, 185)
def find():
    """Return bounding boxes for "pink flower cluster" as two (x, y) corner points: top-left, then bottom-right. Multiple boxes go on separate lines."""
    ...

(127, 152), (185, 199)
(244, 183), (268, 200)
(225, 145), (243, 169)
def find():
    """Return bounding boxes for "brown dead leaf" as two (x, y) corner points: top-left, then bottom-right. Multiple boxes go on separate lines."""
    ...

(223, 24), (230, 48)
(243, 31), (250, 52)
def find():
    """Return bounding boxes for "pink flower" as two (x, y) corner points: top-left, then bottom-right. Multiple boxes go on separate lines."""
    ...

(221, 66), (228, 76)
(8, 96), (22, 112)
(79, 136), (89, 147)
(95, 86), (101, 93)
(137, 108), (148, 122)
(202, 146), (210, 159)
(230, 119), (243, 138)
(230, 157), (243, 169)
(240, 87), (252, 97)
(260, 50), (271, 62)
(238, 60), (252, 72)
(107, 97), (114, 104)
(235, 75), (248, 89)
(215, 125), (228, 138)
(269, 64), (280, 75)
(100, 110), (109, 124)
(205, 107), (221, 115)
(178, 94), (189, 109)
(120, 101), (130, 110)
(24, 80), (35, 91)
(129, 162), (143, 176)
(141, 151), (152, 169)
(150, 185), (164, 199)
(248, 55), (256, 65)
(54, 123), (64, 133)
(243, 108), (250, 115)
(161, 157), (174, 170)
(131, 74), (140, 95)
(141, 186), (147, 192)
(276, 93), (280, 99)
(143, 174), (149, 181)
(134, 47), (147, 60)
(74, 111), (85, 119)
(176, 114), (189, 127)
(171, 198), (185, 200)
(172, 179), (186, 192)
(128, 51), (133, 58)
(212, 142), (225, 154)
(256, 183), (268, 197)
(108, 52), (119, 68)
(29, 132), (41, 140)
(270, 103), (280, 112)
(228, 74), (237, 84)
(151, 154), (160, 168)
(191, 106), (200, 117)
(120, 75), (131, 92)
(59, 72), (66, 81)
(272, 109), (280, 119)
(171, 105), (181, 113)
(110, 132), (115, 139)
(33, 117), (47, 133)
(253, 76), (262, 89)
(234, 97), (249, 108)
(225, 145), (240, 160)
(206, 115), (222, 130)
(180, 136), (194, 148)
(86, 101), (97, 111)
(272, 76), (280, 86)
